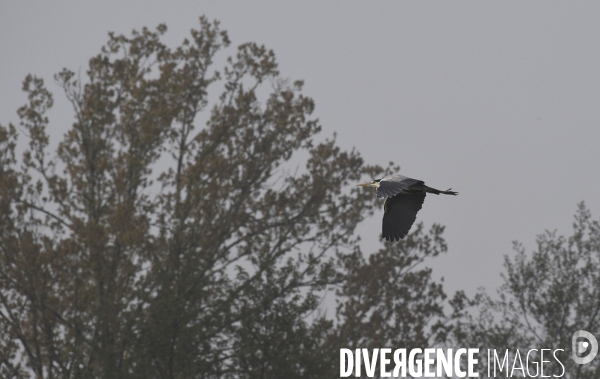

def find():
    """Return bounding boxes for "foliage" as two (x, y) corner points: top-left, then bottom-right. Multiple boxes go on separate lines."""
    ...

(454, 202), (600, 379)
(0, 18), (459, 379)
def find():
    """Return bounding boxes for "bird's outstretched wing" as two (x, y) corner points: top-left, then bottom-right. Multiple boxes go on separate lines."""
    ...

(376, 175), (423, 199)
(382, 193), (426, 241)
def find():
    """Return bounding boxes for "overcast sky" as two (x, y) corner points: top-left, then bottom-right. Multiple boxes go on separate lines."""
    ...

(2, 2), (600, 298)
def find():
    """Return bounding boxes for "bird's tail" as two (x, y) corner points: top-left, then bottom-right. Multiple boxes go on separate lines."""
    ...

(424, 186), (458, 196)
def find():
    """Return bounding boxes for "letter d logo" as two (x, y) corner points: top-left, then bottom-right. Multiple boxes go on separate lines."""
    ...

(572, 330), (598, 364)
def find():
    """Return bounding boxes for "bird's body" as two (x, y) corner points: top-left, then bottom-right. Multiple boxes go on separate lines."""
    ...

(357, 175), (457, 241)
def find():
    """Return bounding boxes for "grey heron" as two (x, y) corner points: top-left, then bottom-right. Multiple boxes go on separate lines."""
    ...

(357, 175), (458, 241)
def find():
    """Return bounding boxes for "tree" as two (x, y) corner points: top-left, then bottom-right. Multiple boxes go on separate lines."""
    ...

(0, 17), (460, 379)
(453, 202), (600, 379)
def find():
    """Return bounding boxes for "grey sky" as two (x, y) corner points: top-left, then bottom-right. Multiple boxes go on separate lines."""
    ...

(2, 2), (600, 297)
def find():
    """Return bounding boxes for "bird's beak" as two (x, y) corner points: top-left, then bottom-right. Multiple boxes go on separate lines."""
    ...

(357, 182), (373, 187)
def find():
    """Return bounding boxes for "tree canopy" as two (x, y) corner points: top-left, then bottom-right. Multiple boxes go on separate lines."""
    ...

(453, 202), (600, 379)
(0, 18), (459, 379)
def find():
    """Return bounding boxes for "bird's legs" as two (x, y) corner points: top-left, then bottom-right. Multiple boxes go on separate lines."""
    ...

(423, 186), (458, 196)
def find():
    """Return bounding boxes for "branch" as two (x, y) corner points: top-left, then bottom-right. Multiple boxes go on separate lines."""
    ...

(17, 200), (72, 230)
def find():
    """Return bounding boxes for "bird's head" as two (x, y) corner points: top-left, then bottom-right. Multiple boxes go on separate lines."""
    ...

(356, 179), (381, 188)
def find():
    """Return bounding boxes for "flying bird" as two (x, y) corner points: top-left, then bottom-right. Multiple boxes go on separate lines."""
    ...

(357, 175), (457, 241)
